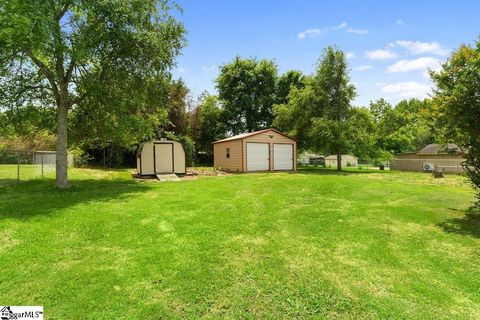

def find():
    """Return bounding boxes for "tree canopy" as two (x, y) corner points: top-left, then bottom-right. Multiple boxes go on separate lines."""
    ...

(431, 40), (480, 208)
(275, 70), (305, 105)
(189, 94), (226, 161)
(0, 0), (185, 187)
(216, 57), (277, 134)
(370, 98), (436, 155)
(274, 47), (357, 170)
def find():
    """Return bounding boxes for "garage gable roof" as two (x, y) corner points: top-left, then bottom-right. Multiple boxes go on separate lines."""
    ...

(212, 128), (296, 144)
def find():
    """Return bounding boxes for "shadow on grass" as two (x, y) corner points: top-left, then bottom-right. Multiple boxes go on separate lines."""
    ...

(437, 208), (480, 238)
(0, 178), (151, 221)
(297, 166), (391, 176)
(0, 179), (20, 187)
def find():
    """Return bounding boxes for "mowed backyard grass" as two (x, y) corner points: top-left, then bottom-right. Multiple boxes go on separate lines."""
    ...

(0, 167), (479, 319)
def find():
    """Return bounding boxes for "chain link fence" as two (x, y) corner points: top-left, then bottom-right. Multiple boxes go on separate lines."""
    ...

(0, 150), (59, 184)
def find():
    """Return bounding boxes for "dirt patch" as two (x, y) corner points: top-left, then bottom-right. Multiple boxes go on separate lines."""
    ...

(187, 167), (228, 176)
(131, 167), (227, 182)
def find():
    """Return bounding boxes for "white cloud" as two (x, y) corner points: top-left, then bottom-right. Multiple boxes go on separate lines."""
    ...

(298, 28), (324, 39)
(298, 22), (347, 39)
(201, 65), (217, 72)
(347, 28), (369, 34)
(298, 22), (367, 40)
(354, 65), (373, 71)
(346, 52), (355, 59)
(386, 57), (441, 73)
(396, 19), (405, 25)
(382, 81), (431, 98)
(393, 40), (449, 56)
(364, 49), (397, 60)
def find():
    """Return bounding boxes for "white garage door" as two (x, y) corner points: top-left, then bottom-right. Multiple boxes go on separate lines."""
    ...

(247, 143), (269, 171)
(273, 144), (293, 170)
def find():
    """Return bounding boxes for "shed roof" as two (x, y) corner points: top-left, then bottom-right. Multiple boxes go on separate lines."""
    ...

(136, 139), (180, 158)
(212, 128), (296, 144)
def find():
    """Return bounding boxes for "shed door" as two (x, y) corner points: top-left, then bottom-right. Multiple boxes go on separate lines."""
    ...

(154, 143), (174, 173)
(273, 144), (293, 170)
(246, 143), (269, 171)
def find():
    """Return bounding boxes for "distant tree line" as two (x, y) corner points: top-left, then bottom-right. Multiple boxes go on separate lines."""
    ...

(0, 48), (468, 168)
(1, 1), (479, 208)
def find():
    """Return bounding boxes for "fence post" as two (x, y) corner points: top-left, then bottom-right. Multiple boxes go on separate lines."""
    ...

(17, 152), (20, 181)
(41, 153), (44, 177)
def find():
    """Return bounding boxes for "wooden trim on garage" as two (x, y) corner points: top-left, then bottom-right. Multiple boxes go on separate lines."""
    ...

(241, 140), (244, 172)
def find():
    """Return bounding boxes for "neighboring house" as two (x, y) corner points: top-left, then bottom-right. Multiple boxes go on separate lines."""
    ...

(325, 155), (358, 167)
(390, 143), (465, 173)
(299, 152), (325, 166)
(212, 128), (297, 172)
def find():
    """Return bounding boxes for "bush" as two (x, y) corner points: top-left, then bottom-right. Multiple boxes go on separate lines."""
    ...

(165, 132), (196, 166)
(70, 148), (91, 168)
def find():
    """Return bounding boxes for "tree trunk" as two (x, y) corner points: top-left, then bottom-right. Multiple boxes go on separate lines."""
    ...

(337, 152), (342, 171)
(55, 98), (69, 188)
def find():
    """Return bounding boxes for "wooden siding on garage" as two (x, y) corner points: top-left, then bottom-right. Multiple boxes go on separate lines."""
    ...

(242, 130), (296, 171)
(213, 139), (243, 171)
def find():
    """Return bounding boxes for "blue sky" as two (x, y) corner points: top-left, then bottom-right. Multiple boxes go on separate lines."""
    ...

(171, 0), (479, 106)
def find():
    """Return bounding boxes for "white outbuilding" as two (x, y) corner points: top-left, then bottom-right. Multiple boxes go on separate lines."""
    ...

(325, 155), (358, 167)
(136, 140), (186, 175)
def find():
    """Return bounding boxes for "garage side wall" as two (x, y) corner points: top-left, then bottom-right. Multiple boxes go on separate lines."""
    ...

(243, 130), (297, 171)
(213, 140), (243, 171)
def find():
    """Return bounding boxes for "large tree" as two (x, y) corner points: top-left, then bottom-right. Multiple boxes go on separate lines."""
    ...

(370, 98), (436, 154)
(274, 47), (356, 170)
(190, 94), (225, 159)
(164, 79), (190, 136)
(0, 0), (185, 187)
(431, 41), (480, 208)
(275, 70), (305, 105)
(216, 57), (277, 134)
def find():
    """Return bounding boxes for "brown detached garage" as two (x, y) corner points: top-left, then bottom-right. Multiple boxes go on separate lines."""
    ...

(213, 128), (297, 172)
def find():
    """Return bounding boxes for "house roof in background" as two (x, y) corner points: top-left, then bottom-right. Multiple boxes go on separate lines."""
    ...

(417, 143), (462, 154)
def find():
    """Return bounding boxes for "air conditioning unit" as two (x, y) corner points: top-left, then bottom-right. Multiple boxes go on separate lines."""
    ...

(422, 162), (435, 172)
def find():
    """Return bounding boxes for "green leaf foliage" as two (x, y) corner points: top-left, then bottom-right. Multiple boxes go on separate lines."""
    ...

(431, 40), (480, 206)
(274, 47), (359, 168)
(217, 57), (277, 134)
(0, 0), (186, 185)
(189, 94), (226, 159)
(369, 98), (436, 154)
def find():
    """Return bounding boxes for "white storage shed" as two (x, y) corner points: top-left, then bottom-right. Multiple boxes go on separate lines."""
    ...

(136, 140), (186, 175)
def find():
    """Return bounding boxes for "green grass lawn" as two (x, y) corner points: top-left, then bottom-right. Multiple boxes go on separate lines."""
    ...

(0, 164), (55, 182)
(1, 167), (479, 319)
